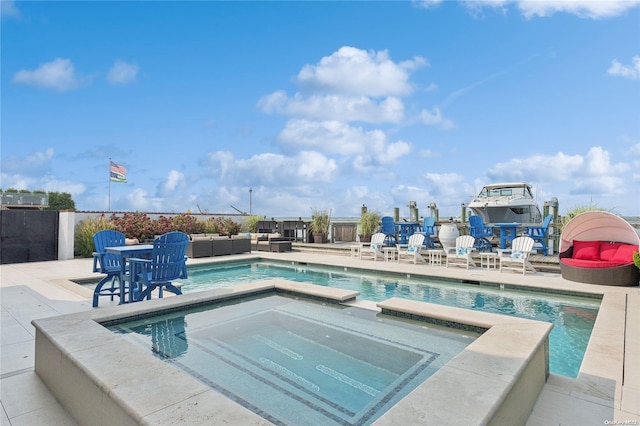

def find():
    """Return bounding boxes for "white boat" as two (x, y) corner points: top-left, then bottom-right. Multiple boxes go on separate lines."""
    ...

(467, 182), (542, 224)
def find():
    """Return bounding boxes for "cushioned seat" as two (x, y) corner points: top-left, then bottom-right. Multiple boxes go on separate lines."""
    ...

(560, 258), (628, 268)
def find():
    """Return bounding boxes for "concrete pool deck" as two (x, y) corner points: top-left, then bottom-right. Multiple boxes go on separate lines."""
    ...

(1, 250), (639, 425)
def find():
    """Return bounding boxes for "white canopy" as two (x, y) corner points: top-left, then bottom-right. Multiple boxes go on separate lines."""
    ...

(559, 211), (640, 253)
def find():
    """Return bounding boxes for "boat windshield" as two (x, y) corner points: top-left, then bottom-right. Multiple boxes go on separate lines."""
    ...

(479, 185), (531, 198)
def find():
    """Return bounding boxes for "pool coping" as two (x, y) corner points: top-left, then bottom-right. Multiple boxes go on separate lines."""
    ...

(32, 279), (551, 425)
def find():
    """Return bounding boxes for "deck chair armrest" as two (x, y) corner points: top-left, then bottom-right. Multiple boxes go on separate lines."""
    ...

(92, 252), (104, 273)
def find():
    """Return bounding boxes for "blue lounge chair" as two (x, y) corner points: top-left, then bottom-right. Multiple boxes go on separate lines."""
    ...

(468, 215), (493, 252)
(416, 216), (436, 249)
(525, 214), (553, 256)
(129, 231), (189, 301)
(380, 216), (398, 245)
(92, 230), (127, 307)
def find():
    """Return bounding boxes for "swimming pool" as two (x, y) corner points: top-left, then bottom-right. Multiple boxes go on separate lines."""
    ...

(110, 294), (478, 425)
(175, 260), (599, 378)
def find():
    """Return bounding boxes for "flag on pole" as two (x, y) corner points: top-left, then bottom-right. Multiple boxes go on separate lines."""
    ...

(110, 161), (127, 183)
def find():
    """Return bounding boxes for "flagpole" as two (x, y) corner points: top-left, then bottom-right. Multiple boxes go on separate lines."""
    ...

(108, 157), (111, 211)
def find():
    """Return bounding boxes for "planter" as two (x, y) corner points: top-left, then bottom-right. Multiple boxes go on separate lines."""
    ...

(359, 234), (371, 243)
(313, 233), (326, 244)
(438, 223), (460, 252)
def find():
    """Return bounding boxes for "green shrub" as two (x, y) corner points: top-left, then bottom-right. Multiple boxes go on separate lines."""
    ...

(154, 215), (174, 235)
(633, 251), (640, 270)
(241, 215), (262, 233)
(560, 204), (607, 231)
(171, 213), (202, 234)
(202, 217), (220, 234)
(359, 211), (381, 236)
(310, 208), (330, 236)
(218, 217), (240, 235)
(110, 212), (155, 241)
(74, 215), (114, 258)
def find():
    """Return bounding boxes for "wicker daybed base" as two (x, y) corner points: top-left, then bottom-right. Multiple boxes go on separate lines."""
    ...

(559, 249), (639, 287)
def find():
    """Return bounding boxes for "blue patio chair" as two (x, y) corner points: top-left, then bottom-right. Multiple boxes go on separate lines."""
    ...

(380, 216), (398, 245)
(468, 215), (493, 252)
(92, 230), (126, 307)
(129, 231), (189, 302)
(525, 214), (553, 256)
(416, 216), (436, 248)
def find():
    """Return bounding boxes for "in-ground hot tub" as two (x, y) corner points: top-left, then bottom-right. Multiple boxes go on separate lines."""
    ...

(33, 279), (551, 425)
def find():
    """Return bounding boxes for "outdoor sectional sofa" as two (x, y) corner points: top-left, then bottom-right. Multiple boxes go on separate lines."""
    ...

(558, 211), (640, 287)
(248, 233), (292, 252)
(187, 234), (251, 258)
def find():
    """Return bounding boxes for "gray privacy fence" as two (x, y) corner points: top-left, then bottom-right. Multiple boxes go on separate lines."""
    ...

(1, 210), (59, 264)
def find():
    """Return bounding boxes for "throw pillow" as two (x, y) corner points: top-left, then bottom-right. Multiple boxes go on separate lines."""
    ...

(611, 243), (637, 263)
(408, 245), (416, 253)
(599, 242), (619, 261)
(456, 247), (468, 255)
(511, 250), (523, 259)
(370, 243), (379, 250)
(573, 240), (601, 261)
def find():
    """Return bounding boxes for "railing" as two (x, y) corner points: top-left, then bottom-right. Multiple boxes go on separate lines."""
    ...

(1, 193), (49, 207)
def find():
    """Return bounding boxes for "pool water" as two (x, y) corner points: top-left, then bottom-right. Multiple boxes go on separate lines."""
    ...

(111, 294), (477, 426)
(175, 260), (599, 378)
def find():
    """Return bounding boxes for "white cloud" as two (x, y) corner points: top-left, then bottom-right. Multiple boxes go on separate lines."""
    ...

(297, 46), (427, 97)
(607, 56), (640, 80)
(205, 150), (338, 186)
(158, 170), (186, 196)
(126, 188), (164, 211)
(107, 60), (139, 85)
(583, 146), (629, 176)
(258, 92), (405, 123)
(487, 152), (583, 182)
(420, 107), (455, 129)
(13, 58), (83, 92)
(460, 0), (640, 19)
(0, 148), (55, 175)
(419, 149), (439, 158)
(516, 0), (640, 19)
(413, 0), (443, 9)
(277, 119), (411, 168)
(486, 147), (629, 196)
(1, 0), (20, 18)
(628, 143), (640, 156)
(40, 178), (86, 196)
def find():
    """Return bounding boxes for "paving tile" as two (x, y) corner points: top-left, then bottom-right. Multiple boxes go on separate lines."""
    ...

(0, 372), (57, 418)
(8, 401), (77, 426)
(0, 321), (33, 347)
(0, 341), (34, 375)
(1, 404), (10, 426)
(528, 386), (614, 424)
(0, 287), (53, 317)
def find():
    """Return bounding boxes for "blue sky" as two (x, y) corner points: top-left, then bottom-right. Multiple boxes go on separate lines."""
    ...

(2, 0), (639, 219)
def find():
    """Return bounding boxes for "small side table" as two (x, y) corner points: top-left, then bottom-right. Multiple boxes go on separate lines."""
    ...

(350, 245), (360, 258)
(480, 252), (499, 269)
(426, 249), (444, 265)
(383, 247), (396, 262)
